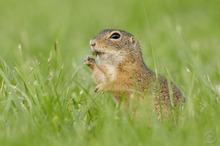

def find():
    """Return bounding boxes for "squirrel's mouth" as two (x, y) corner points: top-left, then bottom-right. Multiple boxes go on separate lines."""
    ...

(91, 48), (105, 57)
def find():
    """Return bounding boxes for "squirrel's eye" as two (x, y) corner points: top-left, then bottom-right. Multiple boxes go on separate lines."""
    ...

(110, 33), (121, 39)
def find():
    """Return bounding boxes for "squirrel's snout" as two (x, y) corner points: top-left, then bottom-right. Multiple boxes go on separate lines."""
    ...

(90, 39), (96, 47)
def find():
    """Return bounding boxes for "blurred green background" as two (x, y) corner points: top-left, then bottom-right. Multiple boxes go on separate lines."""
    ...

(0, 0), (220, 146)
(1, 0), (219, 71)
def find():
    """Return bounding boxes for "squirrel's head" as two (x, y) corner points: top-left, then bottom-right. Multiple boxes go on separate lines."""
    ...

(90, 29), (141, 57)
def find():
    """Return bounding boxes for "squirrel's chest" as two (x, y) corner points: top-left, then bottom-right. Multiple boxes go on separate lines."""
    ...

(102, 64), (117, 81)
(97, 57), (117, 81)
(96, 53), (122, 81)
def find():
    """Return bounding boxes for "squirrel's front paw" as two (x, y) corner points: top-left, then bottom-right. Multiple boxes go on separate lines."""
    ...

(95, 83), (105, 93)
(84, 56), (95, 67)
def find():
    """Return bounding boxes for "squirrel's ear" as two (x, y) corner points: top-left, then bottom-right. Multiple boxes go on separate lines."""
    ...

(130, 36), (137, 45)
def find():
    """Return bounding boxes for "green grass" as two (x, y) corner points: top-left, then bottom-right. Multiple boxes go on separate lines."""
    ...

(0, 0), (220, 145)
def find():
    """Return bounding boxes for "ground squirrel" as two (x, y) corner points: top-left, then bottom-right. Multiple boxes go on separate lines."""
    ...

(84, 29), (184, 118)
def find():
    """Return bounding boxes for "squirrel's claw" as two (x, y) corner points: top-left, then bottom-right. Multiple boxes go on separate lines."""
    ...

(84, 56), (95, 66)
(95, 83), (105, 93)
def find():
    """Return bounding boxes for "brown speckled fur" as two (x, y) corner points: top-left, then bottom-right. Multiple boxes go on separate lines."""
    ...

(84, 29), (184, 118)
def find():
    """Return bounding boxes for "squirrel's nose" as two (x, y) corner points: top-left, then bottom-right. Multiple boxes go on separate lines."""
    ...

(90, 39), (96, 47)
